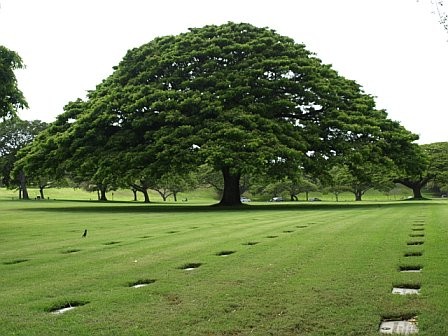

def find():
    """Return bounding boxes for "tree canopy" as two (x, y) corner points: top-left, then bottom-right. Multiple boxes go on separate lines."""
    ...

(0, 46), (28, 119)
(16, 22), (419, 205)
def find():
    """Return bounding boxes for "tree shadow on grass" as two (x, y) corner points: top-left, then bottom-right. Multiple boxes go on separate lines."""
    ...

(15, 199), (444, 214)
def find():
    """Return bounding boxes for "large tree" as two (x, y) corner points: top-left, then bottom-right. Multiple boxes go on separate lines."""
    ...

(17, 23), (417, 205)
(0, 46), (28, 119)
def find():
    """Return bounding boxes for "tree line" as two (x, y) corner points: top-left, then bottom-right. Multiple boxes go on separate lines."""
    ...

(1, 23), (447, 205)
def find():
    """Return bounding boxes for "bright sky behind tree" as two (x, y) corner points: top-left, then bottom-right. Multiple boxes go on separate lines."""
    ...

(1, 0), (447, 144)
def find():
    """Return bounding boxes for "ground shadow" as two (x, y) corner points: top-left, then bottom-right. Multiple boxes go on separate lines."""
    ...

(14, 199), (444, 214)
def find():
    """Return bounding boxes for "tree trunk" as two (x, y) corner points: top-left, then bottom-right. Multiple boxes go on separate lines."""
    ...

(98, 184), (108, 201)
(219, 167), (241, 206)
(141, 190), (150, 203)
(156, 190), (168, 201)
(411, 185), (424, 199)
(39, 186), (45, 199)
(173, 191), (178, 202)
(132, 188), (138, 201)
(19, 170), (29, 200)
(354, 190), (363, 201)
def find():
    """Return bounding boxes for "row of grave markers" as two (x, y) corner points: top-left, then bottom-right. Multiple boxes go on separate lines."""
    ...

(48, 226), (307, 315)
(379, 217), (425, 334)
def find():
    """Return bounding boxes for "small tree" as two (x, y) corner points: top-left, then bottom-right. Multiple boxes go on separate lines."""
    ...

(324, 166), (352, 202)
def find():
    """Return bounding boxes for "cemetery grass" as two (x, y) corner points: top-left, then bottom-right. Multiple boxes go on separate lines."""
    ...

(0, 198), (447, 335)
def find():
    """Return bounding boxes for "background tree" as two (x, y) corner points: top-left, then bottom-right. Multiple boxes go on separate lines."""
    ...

(1, 118), (48, 198)
(323, 166), (352, 202)
(421, 142), (448, 195)
(257, 174), (314, 201)
(333, 117), (408, 201)
(327, 164), (394, 201)
(0, 46), (28, 119)
(152, 172), (197, 202)
(261, 179), (290, 201)
(393, 142), (448, 199)
(297, 176), (319, 201)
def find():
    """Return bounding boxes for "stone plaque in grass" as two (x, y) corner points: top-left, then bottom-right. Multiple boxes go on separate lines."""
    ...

(404, 251), (423, 257)
(399, 265), (423, 273)
(407, 241), (424, 246)
(392, 284), (421, 295)
(179, 263), (202, 270)
(61, 249), (81, 254)
(2, 258), (29, 265)
(216, 250), (236, 256)
(103, 241), (121, 245)
(379, 317), (418, 334)
(129, 279), (156, 288)
(392, 287), (421, 295)
(48, 301), (88, 315)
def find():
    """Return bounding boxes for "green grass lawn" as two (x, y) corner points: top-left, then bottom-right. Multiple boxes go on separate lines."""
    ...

(1, 196), (447, 335)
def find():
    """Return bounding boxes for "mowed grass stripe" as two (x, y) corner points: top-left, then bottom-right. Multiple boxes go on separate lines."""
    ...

(0, 200), (447, 335)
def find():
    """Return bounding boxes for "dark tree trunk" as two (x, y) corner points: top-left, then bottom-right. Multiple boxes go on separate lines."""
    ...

(98, 184), (108, 201)
(305, 191), (309, 201)
(156, 190), (168, 201)
(141, 190), (150, 203)
(219, 167), (241, 206)
(411, 185), (424, 199)
(354, 190), (363, 201)
(131, 188), (138, 201)
(19, 170), (29, 200)
(173, 191), (178, 202)
(334, 192), (339, 202)
(39, 186), (45, 199)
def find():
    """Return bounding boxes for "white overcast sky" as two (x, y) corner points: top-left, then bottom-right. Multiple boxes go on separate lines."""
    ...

(1, 0), (447, 144)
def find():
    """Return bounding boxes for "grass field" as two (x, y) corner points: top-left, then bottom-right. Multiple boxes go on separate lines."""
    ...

(1, 192), (447, 335)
